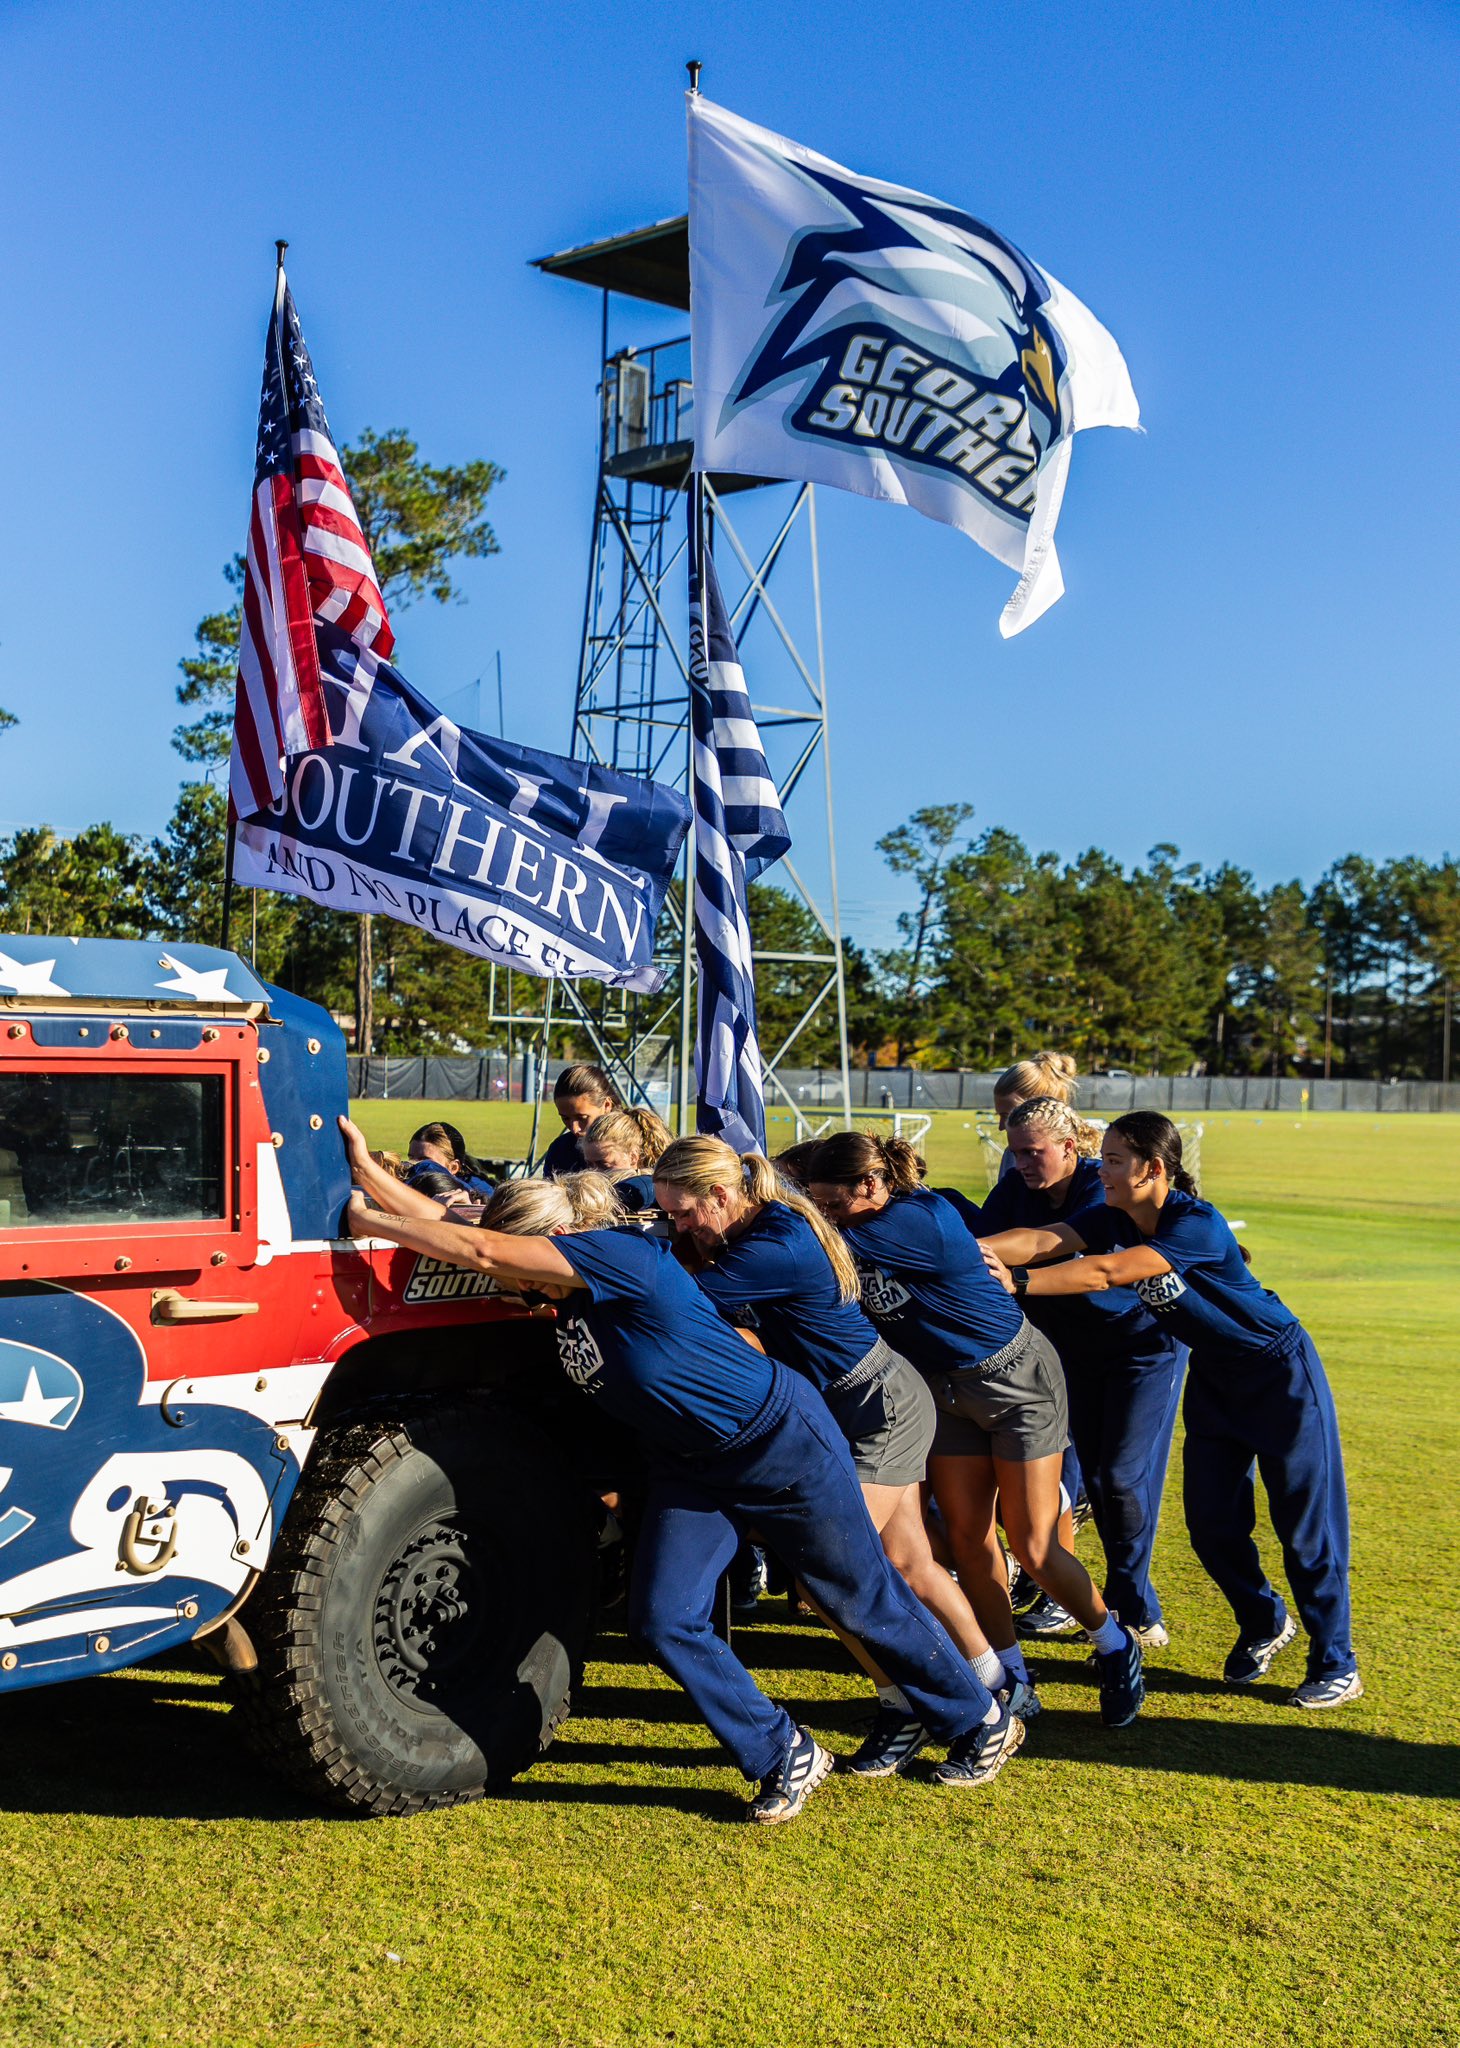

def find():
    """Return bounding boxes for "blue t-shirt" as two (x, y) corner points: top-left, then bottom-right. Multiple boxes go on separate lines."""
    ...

(540, 1129), (581, 1180)
(612, 1173), (658, 1213)
(1068, 1189), (1299, 1362)
(692, 1202), (879, 1395)
(840, 1186), (1024, 1377)
(553, 1227), (786, 1457)
(934, 1185), (984, 1232)
(950, 1160), (1171, 1360)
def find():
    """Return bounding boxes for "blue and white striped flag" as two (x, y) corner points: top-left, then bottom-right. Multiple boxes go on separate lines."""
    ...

(688, 476), (791, 1154)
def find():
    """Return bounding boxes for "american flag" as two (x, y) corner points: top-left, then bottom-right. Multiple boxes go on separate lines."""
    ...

(687, 475), (791, 1154)
(229, 265), (393, 820)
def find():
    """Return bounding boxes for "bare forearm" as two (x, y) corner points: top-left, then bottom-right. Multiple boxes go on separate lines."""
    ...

(982, 1226), (1074, 1265)
(352, 1203), (497, 1269)
(349, 1201), (581, 1288)
(1023, 1260), (1109, 1296)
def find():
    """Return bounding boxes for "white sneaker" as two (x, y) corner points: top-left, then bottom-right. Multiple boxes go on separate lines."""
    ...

(1289, 1669), (1364, 1710)
(1127, 1619), (1170, 1650)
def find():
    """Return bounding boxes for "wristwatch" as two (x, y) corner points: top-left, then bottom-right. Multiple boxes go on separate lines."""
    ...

(1010, 1267), (1030, 1297)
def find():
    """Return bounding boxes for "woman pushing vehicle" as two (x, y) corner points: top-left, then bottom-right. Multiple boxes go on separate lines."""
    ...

(652, 1135), (1028, 1776)
(966, 1097), (1184, 1649)
(979, 1111), (1361, 1708)
(806, 1131), (1147, 1731)
(338, 1118), (1025, 1819)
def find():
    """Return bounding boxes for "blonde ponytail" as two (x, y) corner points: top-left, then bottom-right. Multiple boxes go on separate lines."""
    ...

(995, 1049), (1079, 1105)
(481, 1170), (625, 1237)
(654, 1135), (861, 1305)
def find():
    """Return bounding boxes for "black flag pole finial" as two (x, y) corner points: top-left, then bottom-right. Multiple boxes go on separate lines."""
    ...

(686, 58), (701, 94)
(275, 238), (288, 273)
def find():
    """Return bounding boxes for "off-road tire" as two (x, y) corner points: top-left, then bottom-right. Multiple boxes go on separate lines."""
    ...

(235, 1396), (597, 1816)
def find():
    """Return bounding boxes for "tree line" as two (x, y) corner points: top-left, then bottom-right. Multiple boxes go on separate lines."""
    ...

(864, 804), (1460, 1081)
(5, 780), (1454, 1080)
(1, 429), (1454, 1079)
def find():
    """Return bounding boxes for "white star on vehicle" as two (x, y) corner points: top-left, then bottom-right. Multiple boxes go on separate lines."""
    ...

(0, 949), (67, 996)
(154, 953), (237, 1002)
(0, 1367), (75, 1428)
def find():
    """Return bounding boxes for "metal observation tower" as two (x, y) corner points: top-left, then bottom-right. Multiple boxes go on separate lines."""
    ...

(521, 214), (851, 1137)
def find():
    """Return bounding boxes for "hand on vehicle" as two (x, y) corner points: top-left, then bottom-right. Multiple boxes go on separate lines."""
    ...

(338, 1114), (374, 1178)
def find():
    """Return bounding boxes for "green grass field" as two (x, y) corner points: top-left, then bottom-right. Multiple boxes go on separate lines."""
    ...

(2, 1111), (1456, 2046)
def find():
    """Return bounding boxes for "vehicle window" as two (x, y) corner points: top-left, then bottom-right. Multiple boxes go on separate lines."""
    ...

(0, 1072), (225, 1228)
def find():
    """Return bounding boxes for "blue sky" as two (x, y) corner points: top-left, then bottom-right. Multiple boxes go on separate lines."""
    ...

(1, 0), (1456, 948)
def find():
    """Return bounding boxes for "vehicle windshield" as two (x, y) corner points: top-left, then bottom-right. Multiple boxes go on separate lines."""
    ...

(0, 1071), (225, 1228)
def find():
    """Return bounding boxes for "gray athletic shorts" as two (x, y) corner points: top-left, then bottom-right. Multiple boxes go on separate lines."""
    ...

(826, 1348), (936, 1488)
(926, 1320), (1069, 1464)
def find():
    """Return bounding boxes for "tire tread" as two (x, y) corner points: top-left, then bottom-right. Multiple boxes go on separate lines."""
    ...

(234, 1398), (587, 1818)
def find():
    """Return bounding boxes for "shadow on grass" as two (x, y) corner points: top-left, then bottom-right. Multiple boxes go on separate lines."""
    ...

(1015, 1714), (1459, 1799)
(3, 1647), (1453, 1823)
(0, 1665), (319, 1823)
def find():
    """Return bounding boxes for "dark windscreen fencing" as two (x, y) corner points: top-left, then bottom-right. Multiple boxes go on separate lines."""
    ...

(347, 1058), (1460, 1114)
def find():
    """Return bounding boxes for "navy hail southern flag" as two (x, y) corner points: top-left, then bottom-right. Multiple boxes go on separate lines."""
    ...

(230, 264), (393, 820)
(687, 476), (791, 1154)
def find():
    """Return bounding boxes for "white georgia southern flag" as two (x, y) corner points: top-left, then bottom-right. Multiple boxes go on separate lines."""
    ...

(687, 96), (1140, 636)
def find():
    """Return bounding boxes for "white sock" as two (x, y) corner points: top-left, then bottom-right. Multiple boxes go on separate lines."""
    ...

(876, 1684), (910, 1712)
(972, 1648), (1006, 1691)
(982, 1696), (1004, 1725)
(1000, 1643), (1029, 1685)
(1089, 1613), (1126, 1656)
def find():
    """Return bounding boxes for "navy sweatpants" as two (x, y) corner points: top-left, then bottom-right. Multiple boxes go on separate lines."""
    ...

(1182, 1328), (1355, 1680)
(1064, 1332), (1183, 1629)
(628, 1370), (993, 1780)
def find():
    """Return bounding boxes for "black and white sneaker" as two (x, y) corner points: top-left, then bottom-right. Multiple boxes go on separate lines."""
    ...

(1223, 1614), (1299, 1685)
(729, 1543), (770, 1619)
(1016, 1593), (1079, 1639)
(934, 1705), (1026, 1788)
(747, 1725), (833, 1823)
(1004, 1675), (1042, 1721)
(1095, 1625), (1145, 1729)
(844, 1707), (930, 1778)
(1289, 1669), (1364, 1710)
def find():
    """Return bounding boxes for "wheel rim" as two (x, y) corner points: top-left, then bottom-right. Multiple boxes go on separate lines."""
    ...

(372, 1517), (506, 1705)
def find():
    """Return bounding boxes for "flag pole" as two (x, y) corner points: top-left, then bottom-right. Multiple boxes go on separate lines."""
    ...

(678, 473), (701, 1139)
(678, 62), (702, 1138)
(218, 814), (236, 949)
(223, 239), (290, 956)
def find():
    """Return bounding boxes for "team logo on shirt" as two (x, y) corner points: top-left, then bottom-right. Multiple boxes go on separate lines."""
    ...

(1135, 1270), (1187, 1312)
(555, 1314), (606, 1389)
(856, 1261), (911, 1318)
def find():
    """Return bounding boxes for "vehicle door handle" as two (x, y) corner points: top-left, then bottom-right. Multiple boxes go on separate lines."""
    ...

(150, 1290), (260, 1324)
